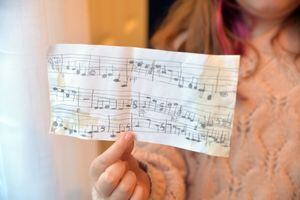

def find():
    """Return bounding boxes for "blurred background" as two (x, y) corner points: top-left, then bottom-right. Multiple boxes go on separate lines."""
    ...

(0, 0), (174, 199)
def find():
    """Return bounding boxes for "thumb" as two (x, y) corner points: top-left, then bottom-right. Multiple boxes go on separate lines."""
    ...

(120, 132), (135, 160)
(90, 132), (135, 178)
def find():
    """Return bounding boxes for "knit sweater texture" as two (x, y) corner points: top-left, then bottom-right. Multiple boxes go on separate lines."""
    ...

(93, 51), (300, 200)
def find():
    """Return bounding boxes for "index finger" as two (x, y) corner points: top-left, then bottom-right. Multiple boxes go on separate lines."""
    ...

(89, 132), (134, 180)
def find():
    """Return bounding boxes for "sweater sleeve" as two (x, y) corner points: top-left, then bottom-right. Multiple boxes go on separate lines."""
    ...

(133, 142), (187, 200)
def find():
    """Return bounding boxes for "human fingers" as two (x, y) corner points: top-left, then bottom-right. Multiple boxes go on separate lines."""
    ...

(130, 184), (149, 200)
(110, 170), (137, 200)
(89, 132), (134, 181)
(94, 160), (128, 198)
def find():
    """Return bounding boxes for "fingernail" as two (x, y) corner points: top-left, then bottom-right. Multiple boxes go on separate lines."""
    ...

(124, 132), (133, 141)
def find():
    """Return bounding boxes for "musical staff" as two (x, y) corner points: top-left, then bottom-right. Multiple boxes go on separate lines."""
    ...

(48, 44), (239, 156)
(48, 54), (238, 101)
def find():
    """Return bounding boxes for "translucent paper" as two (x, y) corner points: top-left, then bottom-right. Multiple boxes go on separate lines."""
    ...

(48, 44), (240, 157)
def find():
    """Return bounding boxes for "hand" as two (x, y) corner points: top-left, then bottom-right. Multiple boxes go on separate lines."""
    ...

(89, 132), (150, 200)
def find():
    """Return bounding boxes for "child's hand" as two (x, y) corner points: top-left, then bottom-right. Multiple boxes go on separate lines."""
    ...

(89, 132), (150, 200)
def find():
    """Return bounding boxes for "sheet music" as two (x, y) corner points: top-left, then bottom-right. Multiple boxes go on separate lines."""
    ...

(48, 44), (239, 157)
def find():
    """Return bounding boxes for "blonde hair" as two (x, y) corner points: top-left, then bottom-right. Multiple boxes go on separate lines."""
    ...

(151, 0), (222, 53)
(151, 0), (300, 58)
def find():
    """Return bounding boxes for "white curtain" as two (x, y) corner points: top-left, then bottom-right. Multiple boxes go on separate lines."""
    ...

(0, 0), (99, 199)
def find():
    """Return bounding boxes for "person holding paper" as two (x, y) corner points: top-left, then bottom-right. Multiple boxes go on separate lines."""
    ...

(90, 0), (300, 199)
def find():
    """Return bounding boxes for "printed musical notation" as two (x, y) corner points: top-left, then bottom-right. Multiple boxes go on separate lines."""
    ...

(48, 44), (240, 157)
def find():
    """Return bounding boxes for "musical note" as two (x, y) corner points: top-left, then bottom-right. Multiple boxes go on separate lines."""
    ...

(48, 44), (239, 157)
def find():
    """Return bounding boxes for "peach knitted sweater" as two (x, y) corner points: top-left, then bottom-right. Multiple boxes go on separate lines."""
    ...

(92, 37), (300, 199)
(132, 52), (300, 200)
